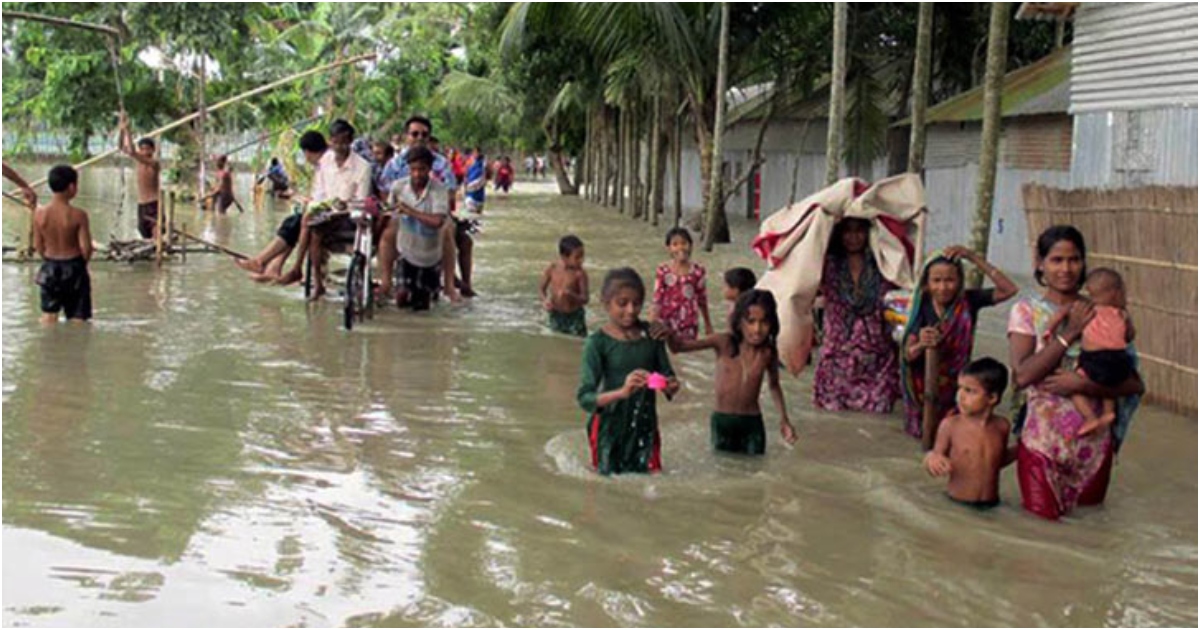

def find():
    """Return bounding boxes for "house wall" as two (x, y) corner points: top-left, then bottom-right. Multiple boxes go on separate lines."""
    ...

(1070, 107), (1199, 188)
(1067, 2), (1199, 188)
(1071, 2), (1197, 113)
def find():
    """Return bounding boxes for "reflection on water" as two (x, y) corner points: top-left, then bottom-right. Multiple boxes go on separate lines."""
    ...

(3, 168), (1197, 626)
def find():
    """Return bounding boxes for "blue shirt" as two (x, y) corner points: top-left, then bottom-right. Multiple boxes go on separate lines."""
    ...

(465, 157), (486, 203)
(381, 148), (457, 195)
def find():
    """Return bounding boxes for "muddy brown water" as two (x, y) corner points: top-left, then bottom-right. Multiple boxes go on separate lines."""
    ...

(2, 165), (1196, 626)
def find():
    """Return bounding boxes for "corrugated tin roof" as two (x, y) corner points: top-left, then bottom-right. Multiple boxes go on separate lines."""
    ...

(894, 47), (1071, 126)
(1016, 2), (1080, 21)
(727, 59), (909, 126)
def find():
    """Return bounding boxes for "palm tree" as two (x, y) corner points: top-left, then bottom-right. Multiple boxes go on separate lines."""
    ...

(968, 2), (1009, 288)
(907, 2), (934, 175)
(702, 3), (731, 250)
(825, 2), (848, 185)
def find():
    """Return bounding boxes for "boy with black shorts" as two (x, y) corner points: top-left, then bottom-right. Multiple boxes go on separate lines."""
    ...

(33, 165), (94, 324)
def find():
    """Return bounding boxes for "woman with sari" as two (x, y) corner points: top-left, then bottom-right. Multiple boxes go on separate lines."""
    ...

(901, 245), (1018, 439)
(813, 218), (901, 413)
(1008, 225), (1144, 520)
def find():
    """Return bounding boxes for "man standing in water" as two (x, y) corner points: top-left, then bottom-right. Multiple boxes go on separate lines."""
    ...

(118, 113), (161, 239)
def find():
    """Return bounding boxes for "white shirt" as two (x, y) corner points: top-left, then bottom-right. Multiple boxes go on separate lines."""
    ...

(389, 176), (448, 268)
(311, 150), (372, 205)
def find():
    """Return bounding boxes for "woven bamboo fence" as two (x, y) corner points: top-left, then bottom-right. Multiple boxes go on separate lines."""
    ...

(1023, 184), (1198, 414)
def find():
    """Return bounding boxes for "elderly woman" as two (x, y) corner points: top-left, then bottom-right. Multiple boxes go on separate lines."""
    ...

(1007, 225), (1143, 520)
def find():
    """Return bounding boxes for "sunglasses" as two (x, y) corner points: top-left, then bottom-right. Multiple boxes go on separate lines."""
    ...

(409, 130), (430, 139)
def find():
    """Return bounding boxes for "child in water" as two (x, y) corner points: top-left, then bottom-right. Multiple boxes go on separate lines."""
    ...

(901, 245), (1017, 440)
(33, 165), (94, 324)
(666, 289), (797, 454)
(540, 235), (589, 337)
(651, 227), (713, 341)
(721, 267), (757, 326)
(1046, 267), (1136, 438)
(923, 357), (1014, 510)
(577, 268), (680, 475)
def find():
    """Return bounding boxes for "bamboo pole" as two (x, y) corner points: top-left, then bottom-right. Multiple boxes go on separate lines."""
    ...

(171, 228), (248, 260)
(921, 349), (940, 451)
(181, 222), (187, 264)
(1, 10), (120, 36)
(155, 188), (165, 266)
(11, 53), (377, 194)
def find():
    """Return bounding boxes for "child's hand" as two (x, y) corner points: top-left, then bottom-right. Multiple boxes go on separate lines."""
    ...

(918, 327), (942, 349)
(923, 452), (952, 477)
(780, 419), (798, 445)
(703, 321), (714, 336)
(647, 321), (672, 340)
(542, 298), (554, 311)
(622, 370), (649, 396)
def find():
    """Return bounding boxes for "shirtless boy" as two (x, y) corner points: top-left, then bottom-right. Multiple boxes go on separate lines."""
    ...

(665, 289), (797, 454)
(540, 235), (589, 337)
(923, 357), (1015, 510)
(118, 113), (161, 239)
(33, 165), (94, 324)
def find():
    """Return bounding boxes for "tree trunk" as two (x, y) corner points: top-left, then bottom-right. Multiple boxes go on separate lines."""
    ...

(345, 64), (359, 122)
(673, 104), (683, 227)
(825, 2), (848, 186)
(583, 108), (594, 201)
(702, 2), (732, 251)
(968, 2), (1010, 288)
(907, 2), (934, 176)
(617, 106), (627, 214)
(632, 102), (644, 219)
(197, 54), (207, 207)
(651, 93), (667, 227)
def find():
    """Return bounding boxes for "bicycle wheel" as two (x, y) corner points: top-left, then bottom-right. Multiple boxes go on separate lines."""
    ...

(344, 252), (365, 331)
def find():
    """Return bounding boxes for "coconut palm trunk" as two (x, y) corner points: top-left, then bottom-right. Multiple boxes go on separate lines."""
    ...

(825, 2), (848, 186)
(673, 103), (683, 227)
(702, 2), (732, 251)
(907, 2), (934, 175)
(197, 55), (207, 207)
(968, 2), (1010, 288)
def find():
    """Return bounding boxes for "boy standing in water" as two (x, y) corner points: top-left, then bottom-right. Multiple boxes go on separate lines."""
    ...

(666, 290), (797, 454)
(923, 357), (1014, 510)
(205, 155), (237, 213)
(33, 165), (93, 324)
(118, 113), (161, 239)
(540, 235), (589, 336)
(389, 146), (449, 311)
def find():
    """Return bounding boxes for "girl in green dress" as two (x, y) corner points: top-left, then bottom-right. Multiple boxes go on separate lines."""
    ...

(577, 268), (680, 475)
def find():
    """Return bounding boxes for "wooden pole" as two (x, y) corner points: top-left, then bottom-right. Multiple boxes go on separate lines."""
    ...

(168, 189), (177, 254)
(1, 10), (120, 36)
(921, 347), (940, 451)
(181, 221), (187, 264)
(155, 188), (165, 266)
(825, 2), (849, 185)
(171, 228), (248, 260)
(11, 54), (377, 193)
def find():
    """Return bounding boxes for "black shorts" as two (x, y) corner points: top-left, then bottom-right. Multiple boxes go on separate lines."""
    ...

(453, 217), (478, 248)
(137, 201), (159, 239)
(400, 259), (440, 311)
(36, 256), (92, 320)
(310, 213), (357, 248)
(1078, 349), (1134, 387)
(276, 213), (303, 247)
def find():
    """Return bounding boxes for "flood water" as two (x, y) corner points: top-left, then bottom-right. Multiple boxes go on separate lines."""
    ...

(2, 164), (1196, 627)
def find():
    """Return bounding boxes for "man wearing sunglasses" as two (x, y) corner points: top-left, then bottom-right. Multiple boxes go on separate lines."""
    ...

(378, 116), (468, 303)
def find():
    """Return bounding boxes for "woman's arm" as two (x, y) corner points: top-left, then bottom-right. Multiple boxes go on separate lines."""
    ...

(1010, 300), (1093, 389)
(947, 245), (1019, 303)
(1044, 371), (1145, 398)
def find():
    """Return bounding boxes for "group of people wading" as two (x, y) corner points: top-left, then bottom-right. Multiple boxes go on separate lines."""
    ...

(9, 111), (1145, 523)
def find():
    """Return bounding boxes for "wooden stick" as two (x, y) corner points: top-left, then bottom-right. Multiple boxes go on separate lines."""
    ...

(155, 188), (165, 266)
(921, 347), (940, 451)
(10, 53), (378, 193)
(2, 10), (121, 37)
(171, 228), (248, 260)
(181, 222), (187, 264)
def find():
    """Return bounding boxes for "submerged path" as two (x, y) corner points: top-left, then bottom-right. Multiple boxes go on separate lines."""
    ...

(2, 178), (1196, 626)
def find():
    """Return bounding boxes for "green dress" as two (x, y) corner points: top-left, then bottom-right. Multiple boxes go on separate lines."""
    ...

(576, 327), (675, 475)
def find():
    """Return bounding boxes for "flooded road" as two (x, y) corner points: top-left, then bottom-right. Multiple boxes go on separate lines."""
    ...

(3, 166), (1196, 626)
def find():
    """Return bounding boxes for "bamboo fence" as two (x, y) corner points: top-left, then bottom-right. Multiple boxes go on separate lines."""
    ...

(1023, 184), (1198, 414)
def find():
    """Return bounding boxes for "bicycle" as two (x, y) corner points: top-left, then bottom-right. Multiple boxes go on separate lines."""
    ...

(302, 198), (379, 331)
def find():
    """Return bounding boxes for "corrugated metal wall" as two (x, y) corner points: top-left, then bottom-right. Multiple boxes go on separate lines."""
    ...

(924, 164), (1072, 275)
(1004, 115), (1072, 171)
(1071, 107), (1199, 187)
(1072, 2), (1198, 112)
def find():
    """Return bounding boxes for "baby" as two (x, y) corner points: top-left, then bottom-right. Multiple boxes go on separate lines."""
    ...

(1049, 268), (1136, 438)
